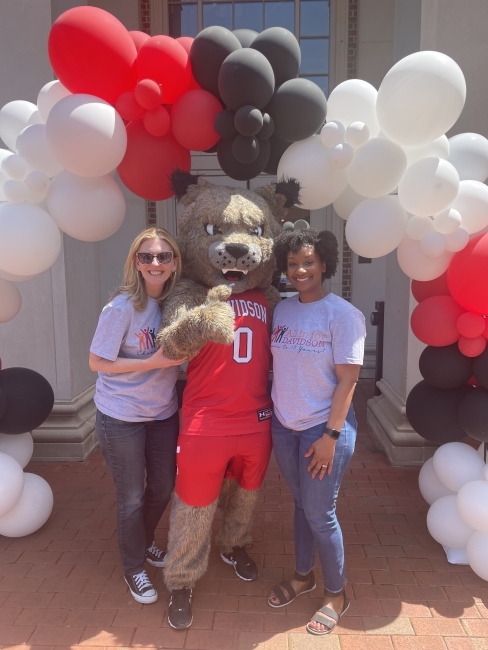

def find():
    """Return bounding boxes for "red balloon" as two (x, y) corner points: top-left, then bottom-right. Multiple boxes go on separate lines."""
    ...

(411, 296), (465, 346)
(411, 271), (451, 303)
(459, 336), (487, 358)
(457, 312), (486, 338)
(143, 106), (171, 137)
(468, 375), (480, 386)
(117, 120), (190, 200)
(136, 36), (191, 104)
(135, 79), (162, 110)
(448, 233), (488, 315)
(48, 6), (137, 105)
(176, 37), (193, 55)
(172, 90), (221, 151)
(129, 30), (150, 52)
(116, 92), (145, 121)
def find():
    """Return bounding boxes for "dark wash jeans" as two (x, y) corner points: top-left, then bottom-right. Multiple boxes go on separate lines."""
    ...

(95, 409), (179, 575)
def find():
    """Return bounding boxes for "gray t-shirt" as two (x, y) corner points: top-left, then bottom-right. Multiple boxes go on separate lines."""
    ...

(271, 293), (366, 430)
(90, 294), (179, 422)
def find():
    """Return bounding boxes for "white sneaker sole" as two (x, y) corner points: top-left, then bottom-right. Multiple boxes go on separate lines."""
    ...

(124, 578), (158, 604)
(220, 553), (258, 582)
(146, 556), (166, 568)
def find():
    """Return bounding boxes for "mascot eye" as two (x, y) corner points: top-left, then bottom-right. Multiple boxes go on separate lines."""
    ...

(205, 224), (222, 236)
(251, 226), (263, 237)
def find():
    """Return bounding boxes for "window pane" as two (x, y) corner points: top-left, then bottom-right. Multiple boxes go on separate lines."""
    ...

(264, 1), (294, 32)
(203, 2), (232, 29)
(234, 2), (263, 31)
(300, 0), (329, 37)
(169, 4), (198, 37)
(299, 38), (329, 74)
(301, 75), (328, 96)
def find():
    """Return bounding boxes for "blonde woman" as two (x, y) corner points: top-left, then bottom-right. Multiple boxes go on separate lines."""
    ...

(89, 228), (184, 605)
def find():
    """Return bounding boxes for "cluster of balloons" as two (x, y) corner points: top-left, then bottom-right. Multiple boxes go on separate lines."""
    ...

(419, 442), (488, 582)
(0, 366), (55, 537)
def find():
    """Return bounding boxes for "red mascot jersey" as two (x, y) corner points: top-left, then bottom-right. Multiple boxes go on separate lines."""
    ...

(181, 288), (272, 435)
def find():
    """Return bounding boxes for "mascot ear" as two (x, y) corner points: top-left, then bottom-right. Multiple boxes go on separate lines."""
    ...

(170, 169), (212, 206)
(255, 177), (301, 220)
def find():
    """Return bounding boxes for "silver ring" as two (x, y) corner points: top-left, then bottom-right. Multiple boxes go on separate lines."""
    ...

(321, 464), (326, 468)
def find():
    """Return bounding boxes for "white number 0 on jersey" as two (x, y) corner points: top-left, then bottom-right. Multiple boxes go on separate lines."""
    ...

(233, 326), (253, 364)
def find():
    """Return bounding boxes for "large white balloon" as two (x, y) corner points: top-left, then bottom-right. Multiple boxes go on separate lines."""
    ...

(277, 136), (348, 210)
(0, 452), (24, 518)
(450, 180), (488, 235)
(0, 433), (34, 469)
(403, 135), (450, 167)
(0, 100), (41, 151)
(457, 480), (488, 532)
(0, 149), (12, 201)
(0, 202), (61, 277)
(448, 133), (488, 182)
(346, 196), (407, 258)
(376, 51), (466, 146)
(433, 442), (485, 492)
(45, 94), (127, 178)
(333, 185), (366, 220)
(48, 171), (126, 242)
(398, 157), (459, 217)
(16, 124), (63, 178)
(397, 235), (453, 281)
(0, 473), (53, 537)
(326, 79), (380, 136)
(37, 80), (72, 123)
(467, 531), (488, 581)
(427, 495), (475, 548)
(0, 278), (22, 323)
(418, 457), (456, 505)
(347, 138), (407, 198)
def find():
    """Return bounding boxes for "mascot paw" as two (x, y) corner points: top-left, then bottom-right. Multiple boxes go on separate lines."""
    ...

(203, 301), (235, 345)
(207, 285), (233, 303)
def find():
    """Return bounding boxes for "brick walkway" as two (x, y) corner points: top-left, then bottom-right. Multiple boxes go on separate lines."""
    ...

(1, 379), (487, 650)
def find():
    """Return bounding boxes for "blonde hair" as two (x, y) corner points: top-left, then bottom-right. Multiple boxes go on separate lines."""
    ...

(112, 227), (182, 311)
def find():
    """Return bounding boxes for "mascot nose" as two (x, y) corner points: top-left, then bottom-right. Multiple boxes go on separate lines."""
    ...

(225, 243), (249, 259)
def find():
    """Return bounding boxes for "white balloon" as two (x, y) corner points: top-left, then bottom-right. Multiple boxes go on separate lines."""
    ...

(320, 121), (344, 148)
(46, 94), (127, 178)
(347, 138), (407, 198)
(2, 179), (28, 203)
(433, 208), (462, 235)
(457, 480), (488, 533)
(333, 185), (366, 220)
(467, 531), (488, 581)
(37, 80), (72, 123)
(16, 124), (63, 178)
(0, 452), (24, 518)
(345, 122), (370, 149)
(330, 143), (354, 169)
(485, 464), (488, 481)
(404, 135), (450, 167)
(0, 472), (53, 537)
(445, 228), (469, 253)
(376, 51), (466, 146)
(397, 235), (453, 280)
(420, 231), (447, 258)
(448, 133), (488, 182)
(0, 202), (61, 276)
(277, 136), (348, 210)
(427, 495), (475, 548)
(0, 278), (22, 323)
(1, 154), (28, 181)
(418, 457), (456, 505)
(0, 149), (13, 201)
(0, 433), (33, 469)
(294, 219), (309, 231)
(25, 170), (50, 203)
(0, 101), (40, 151)
(450, 180), (488, 235)
(398, 157), (460, 217)
(327, 79), (380, 136)
(48, 171), (126, 242)
(433, 442), (485, 492)
(346, 196), (407, 258)
(406, 216), (434, 240)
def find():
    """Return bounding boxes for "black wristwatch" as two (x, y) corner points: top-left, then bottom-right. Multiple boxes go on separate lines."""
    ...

(324, 426), (341, 440)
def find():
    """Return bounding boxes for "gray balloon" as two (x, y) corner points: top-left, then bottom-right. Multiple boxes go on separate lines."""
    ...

(215, 110), (238, 139)
(190, 27), (241, 98)
(232, 135), (260, 163)
(218, 49), (275, 111)
(251, 27), (301, 87)
(217, 138), (271, 181)
(263, 136), (291, 175)
(233, 29), (259, 48)
(257, 113), (274, 141)
(234, 106), (263, 136)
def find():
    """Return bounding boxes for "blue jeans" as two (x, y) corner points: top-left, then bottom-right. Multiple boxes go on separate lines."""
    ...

(95, 409), (179, 575)
(271, 408), (357, 593)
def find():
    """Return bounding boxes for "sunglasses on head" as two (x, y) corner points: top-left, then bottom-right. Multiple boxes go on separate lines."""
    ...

(135, 251), (175, 265)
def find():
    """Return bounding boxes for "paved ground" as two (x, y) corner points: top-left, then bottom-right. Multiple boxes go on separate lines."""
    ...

(1, 378), (488, 650)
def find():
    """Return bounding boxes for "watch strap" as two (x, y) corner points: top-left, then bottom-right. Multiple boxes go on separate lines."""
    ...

(324, 426), (341, 440)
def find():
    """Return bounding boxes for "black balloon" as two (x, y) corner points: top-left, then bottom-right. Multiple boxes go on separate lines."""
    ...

(473, 347), (488, 389)
(234, 106), (263, 136)
(233, 29), (259, 48)
(266, 78), (327, 142)
(203, 144), (219, 154)
(232, 135), (260, 163)
(218, 49), (275, 111)
(258, 113), (274, 141)
(190, 27), (241, 98)
(419, 344), (473, 389)
(251, 27), (301, 87)
(458, 388), (488, 441)
(0, 386), (6, 420)
(214, 110), (238, 139)
(405, 380), (473, 443)
(263, 136), (291, 175)
(218, 137), (270, 181)
(0, 367), (54, 435)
